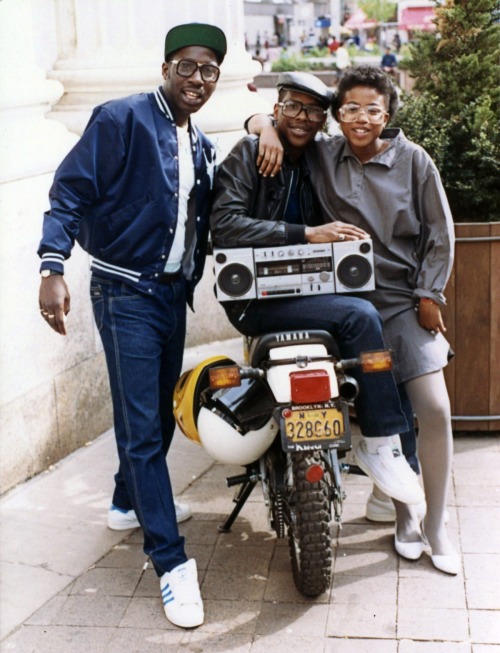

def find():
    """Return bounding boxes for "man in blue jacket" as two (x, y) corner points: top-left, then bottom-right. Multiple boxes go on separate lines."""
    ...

(37, 22), (227, 629)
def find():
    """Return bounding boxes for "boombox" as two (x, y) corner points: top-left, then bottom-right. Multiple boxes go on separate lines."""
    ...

(213, 239), (375, 302)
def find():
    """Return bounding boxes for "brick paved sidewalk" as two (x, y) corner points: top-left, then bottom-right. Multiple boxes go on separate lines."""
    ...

(1, 341), (499, 652)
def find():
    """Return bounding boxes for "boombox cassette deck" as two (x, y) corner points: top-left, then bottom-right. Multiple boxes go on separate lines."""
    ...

(213, 240), (375, 302)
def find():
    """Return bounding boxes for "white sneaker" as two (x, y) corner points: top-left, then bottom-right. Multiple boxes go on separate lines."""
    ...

(366, 492), (427, 522)
(173, 500), (192, 524)
(354, 436), (425, 505)
(107, 499), (192, 530)
(107, 505), (140, 530)
(160, 559), (204, 628)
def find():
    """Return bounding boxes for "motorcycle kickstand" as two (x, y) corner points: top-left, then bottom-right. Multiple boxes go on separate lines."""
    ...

(326, 449), (348, 528)
(218, 468), (259, 533)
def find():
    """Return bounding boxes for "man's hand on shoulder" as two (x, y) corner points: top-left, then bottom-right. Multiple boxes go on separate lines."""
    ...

(39, 275), (71, 336)
(247, 115), (284, 178)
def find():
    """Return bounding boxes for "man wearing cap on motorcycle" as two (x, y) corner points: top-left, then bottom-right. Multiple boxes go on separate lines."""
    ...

(210, 71), (424, 510)
(37, 22), (228, 629)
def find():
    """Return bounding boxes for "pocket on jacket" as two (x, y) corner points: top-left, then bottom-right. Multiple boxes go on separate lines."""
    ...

(99, 196), (161, 263)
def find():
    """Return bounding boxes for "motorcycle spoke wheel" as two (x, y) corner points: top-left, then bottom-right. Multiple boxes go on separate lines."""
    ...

(286, 451), (332, 597)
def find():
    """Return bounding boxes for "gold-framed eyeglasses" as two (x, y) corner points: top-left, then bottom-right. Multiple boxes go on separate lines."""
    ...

(339, 103), (387, 124)
(277, 100), (327, 123)
(169, 59), (220, 83)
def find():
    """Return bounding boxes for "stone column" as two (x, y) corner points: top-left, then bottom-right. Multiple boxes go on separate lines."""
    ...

(0, 0), (106, 492)
(48, 0), (272, 141)
(0, 0), (78, 182)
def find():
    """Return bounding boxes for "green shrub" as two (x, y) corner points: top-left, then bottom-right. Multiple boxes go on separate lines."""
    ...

(305, 46), (330, 58)
(271, 53), (311, 72)
(394, 0), (500, 221)
(271, 51), (336, 72)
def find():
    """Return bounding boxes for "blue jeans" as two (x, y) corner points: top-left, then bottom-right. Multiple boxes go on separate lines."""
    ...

(224, 295), (409, 437)
(91, 274), (187, 576)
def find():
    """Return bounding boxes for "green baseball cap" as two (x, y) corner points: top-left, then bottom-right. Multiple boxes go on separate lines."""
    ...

(165, 23), (227, 65)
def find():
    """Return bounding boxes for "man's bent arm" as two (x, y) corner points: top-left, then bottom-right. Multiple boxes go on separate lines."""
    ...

(246, 115), (284, 177)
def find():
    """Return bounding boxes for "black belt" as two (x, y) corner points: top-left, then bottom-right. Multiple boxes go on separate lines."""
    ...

(158, 270), (182, 284)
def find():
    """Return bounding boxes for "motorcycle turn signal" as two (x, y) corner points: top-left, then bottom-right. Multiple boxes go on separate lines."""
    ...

(360, 350), (393, 373)
(209, 365), (242, 389)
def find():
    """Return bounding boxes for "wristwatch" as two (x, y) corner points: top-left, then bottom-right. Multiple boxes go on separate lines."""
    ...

(41, 269), (63, 278)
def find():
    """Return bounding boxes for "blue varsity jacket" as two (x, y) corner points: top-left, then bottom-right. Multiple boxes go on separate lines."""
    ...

(38, 87), (217, 302)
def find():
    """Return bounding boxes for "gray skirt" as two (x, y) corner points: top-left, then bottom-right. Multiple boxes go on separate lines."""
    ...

(382, 307), (453, 384)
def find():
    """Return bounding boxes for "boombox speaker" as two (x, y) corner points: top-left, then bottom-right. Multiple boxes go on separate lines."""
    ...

(333, 239), (375, 293)
(213, 248), (257, 302)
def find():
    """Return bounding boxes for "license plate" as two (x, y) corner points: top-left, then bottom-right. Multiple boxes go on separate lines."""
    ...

(280, 404), (350, 452)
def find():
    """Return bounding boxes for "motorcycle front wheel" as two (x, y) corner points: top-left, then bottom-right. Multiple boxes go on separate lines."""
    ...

(286, 450), (332, 596)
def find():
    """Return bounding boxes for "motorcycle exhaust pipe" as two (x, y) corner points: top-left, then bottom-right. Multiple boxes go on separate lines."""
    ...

(338, 375), (359, 401)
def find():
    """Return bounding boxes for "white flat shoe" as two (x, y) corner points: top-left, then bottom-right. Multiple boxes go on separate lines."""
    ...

(430, 551), (460, 575)
(394, 522), (424, 560)
(421, 521), (460, 575)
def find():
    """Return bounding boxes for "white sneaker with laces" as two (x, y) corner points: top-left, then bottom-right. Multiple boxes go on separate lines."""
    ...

(160, 559), (204, 628)
(107, 499), (192, 530)
(354, 435), (425, 505)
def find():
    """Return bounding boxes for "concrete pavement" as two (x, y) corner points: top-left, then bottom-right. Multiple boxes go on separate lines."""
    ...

(1, 339), (499, 652)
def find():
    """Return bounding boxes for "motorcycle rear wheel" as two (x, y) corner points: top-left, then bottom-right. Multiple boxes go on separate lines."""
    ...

(287, 450), (332, 596)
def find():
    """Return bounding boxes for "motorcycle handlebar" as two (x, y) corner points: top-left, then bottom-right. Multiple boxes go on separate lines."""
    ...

(238, 349), (391, 377)
(238, 367), (266, 380)
(335, 357), (361, 371)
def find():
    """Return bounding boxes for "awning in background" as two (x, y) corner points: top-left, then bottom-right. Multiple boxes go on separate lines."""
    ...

(344, 8), (379, 30)
(399, 6), (436, 31)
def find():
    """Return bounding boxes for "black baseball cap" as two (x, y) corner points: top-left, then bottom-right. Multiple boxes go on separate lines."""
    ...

(277, 71), (333, 108)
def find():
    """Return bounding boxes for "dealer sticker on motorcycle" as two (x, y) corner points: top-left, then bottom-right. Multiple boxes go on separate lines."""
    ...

(280, 403), (351, 452)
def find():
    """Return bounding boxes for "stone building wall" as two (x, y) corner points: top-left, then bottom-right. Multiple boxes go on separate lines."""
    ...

(0, 0), (271, 493)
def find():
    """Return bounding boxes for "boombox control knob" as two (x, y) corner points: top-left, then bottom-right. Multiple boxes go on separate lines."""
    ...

(215, 252), (227, 264)
(319, 271), (330, 282)
(360, 241), (371, 254)
(278, 250), (284, 257)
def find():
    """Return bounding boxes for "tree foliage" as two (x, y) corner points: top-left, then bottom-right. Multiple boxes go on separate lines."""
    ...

(358, 0), (397, 23)
(393, 0), (500, 221)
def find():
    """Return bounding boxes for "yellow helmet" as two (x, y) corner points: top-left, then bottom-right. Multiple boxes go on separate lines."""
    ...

(174, 356), (277, 465)
(173, 356), (235, 444)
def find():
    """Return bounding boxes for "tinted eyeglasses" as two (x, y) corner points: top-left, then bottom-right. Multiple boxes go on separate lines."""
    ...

(169, 59), (220, 83)
(339, 103), (387, 124)
(277, 100), (327, 123)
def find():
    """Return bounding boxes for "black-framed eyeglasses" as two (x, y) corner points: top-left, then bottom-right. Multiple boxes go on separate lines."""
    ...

(277, 100), (327, 123)
(169, 59), (220, 83)
(339, 103), (387, 124)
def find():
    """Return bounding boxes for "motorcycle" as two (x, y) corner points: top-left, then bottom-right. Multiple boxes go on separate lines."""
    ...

(174, 329), (393, 596)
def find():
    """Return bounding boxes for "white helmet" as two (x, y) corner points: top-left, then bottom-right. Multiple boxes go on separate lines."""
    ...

(198, 407), (277, 466)
(197, 376), (277, 466)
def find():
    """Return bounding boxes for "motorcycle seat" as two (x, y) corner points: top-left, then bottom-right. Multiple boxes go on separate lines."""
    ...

(248, 330), (341, 366)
